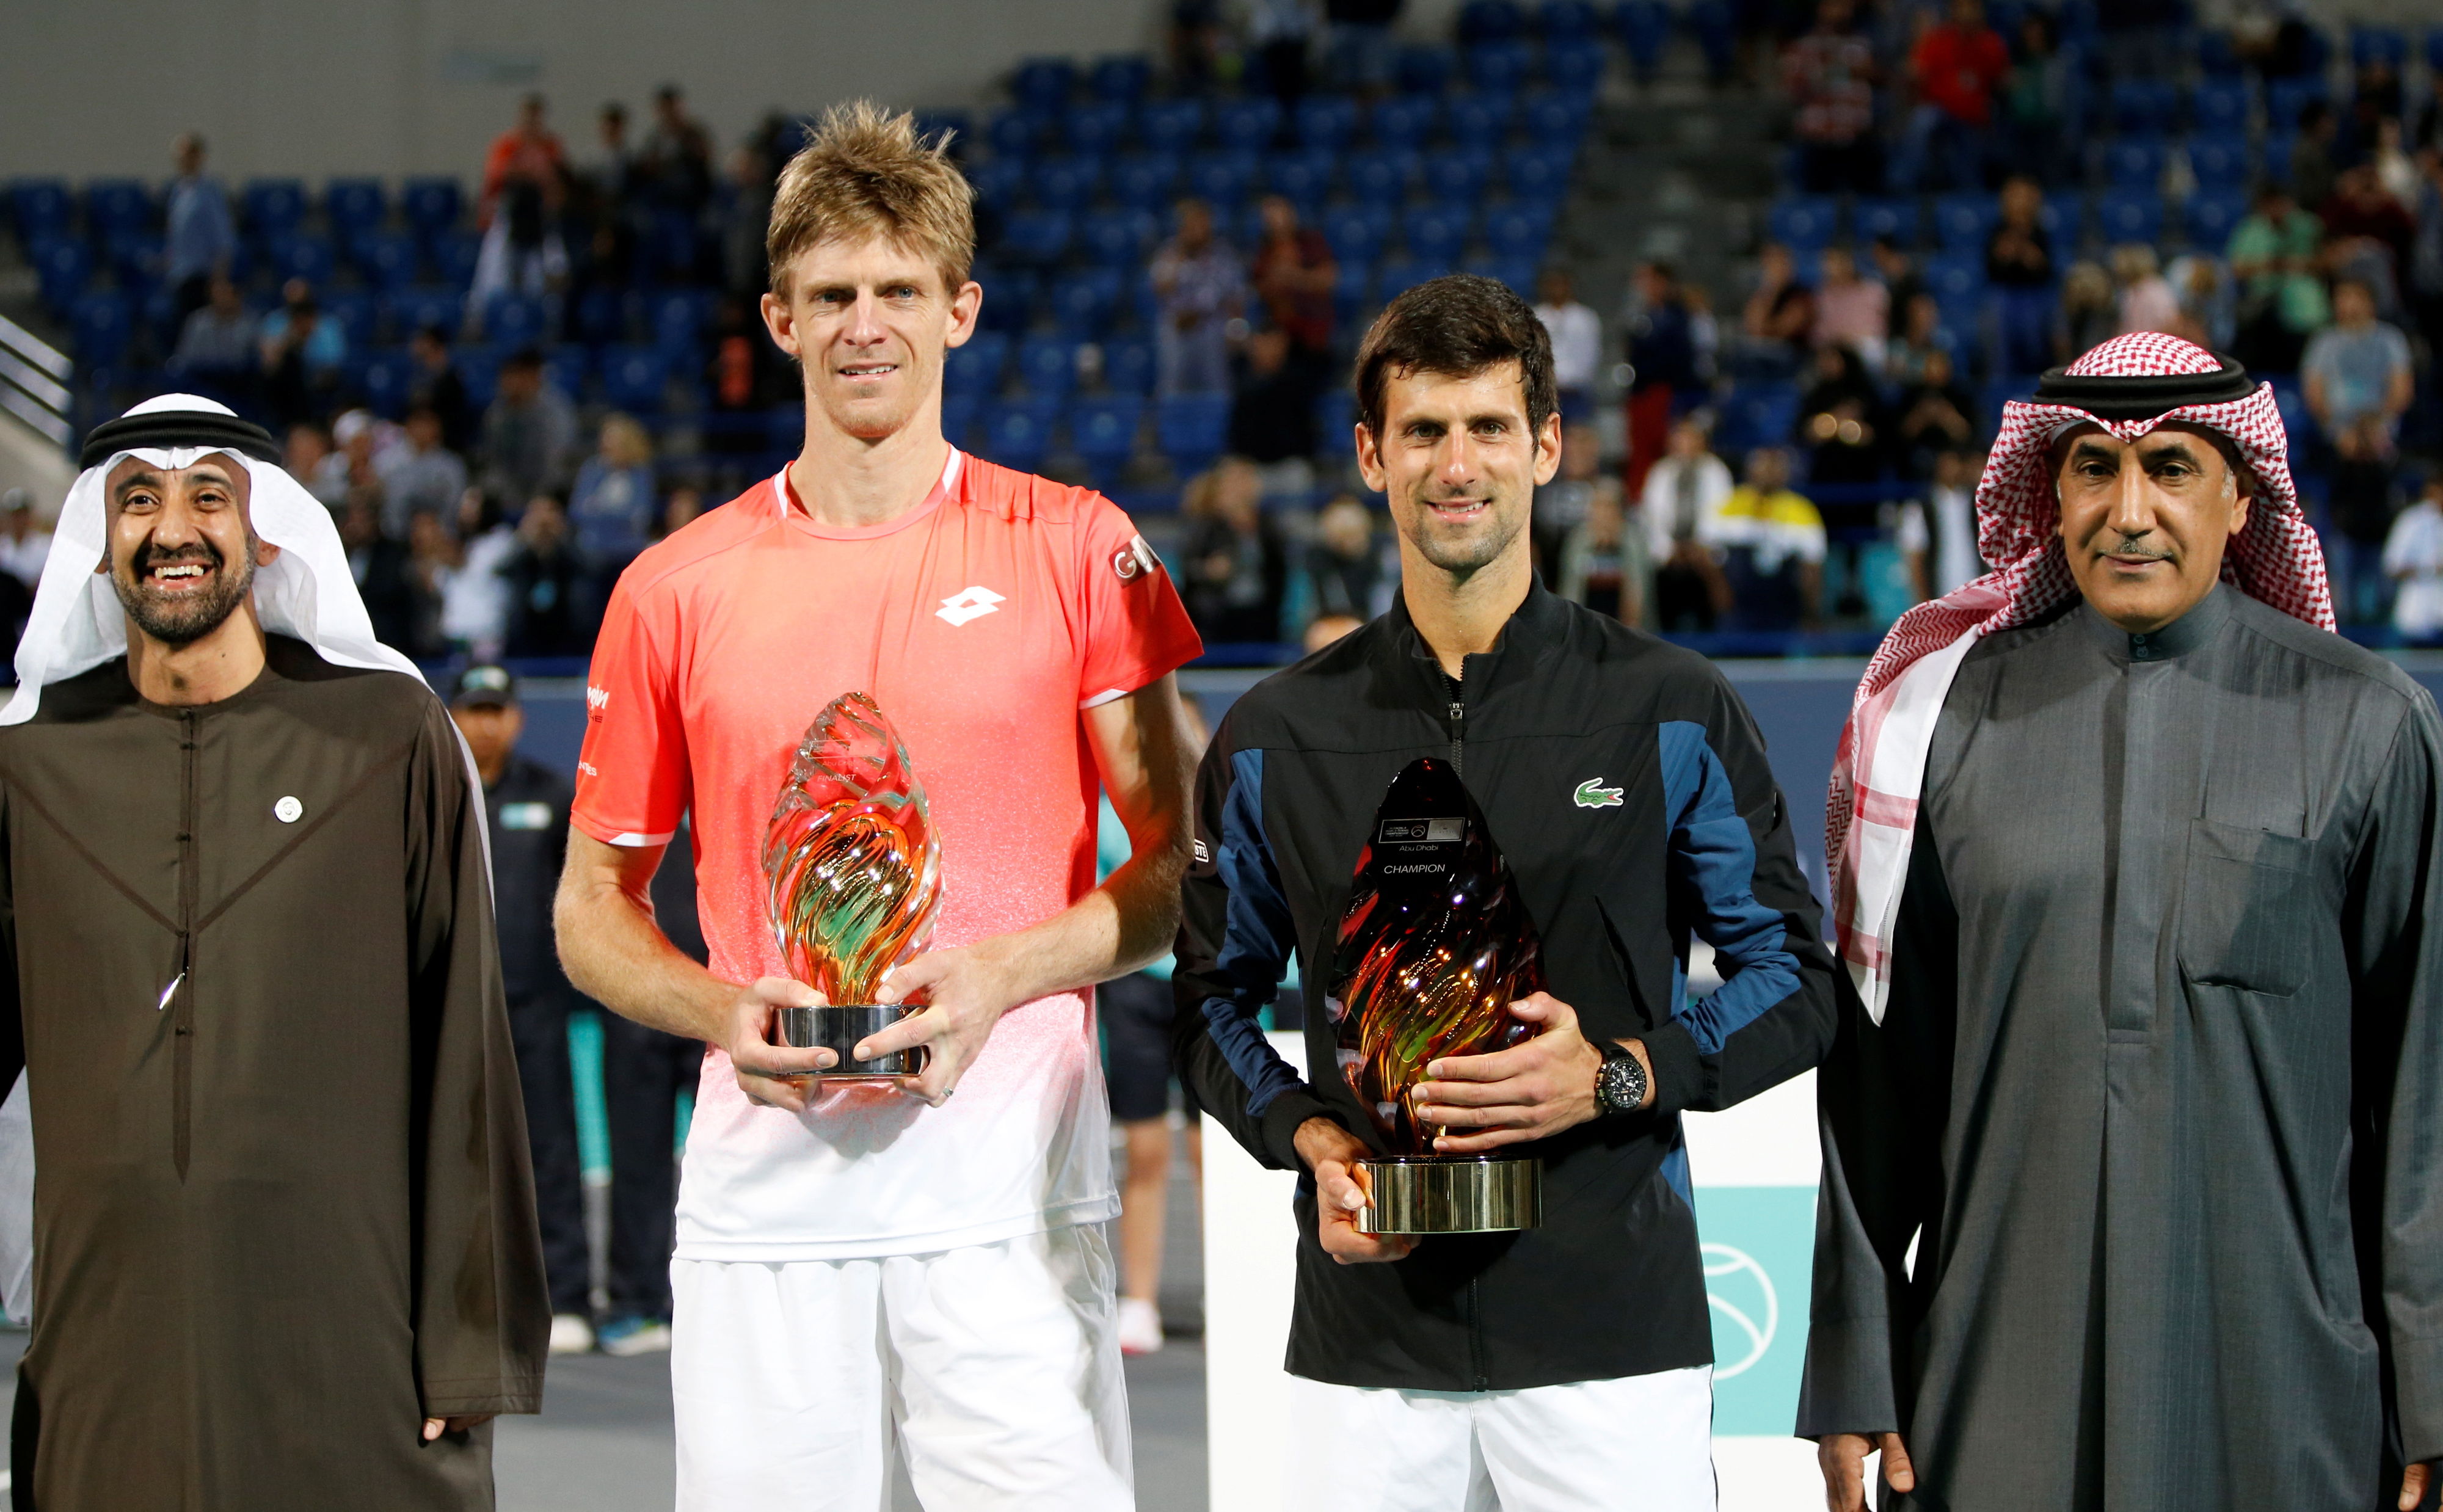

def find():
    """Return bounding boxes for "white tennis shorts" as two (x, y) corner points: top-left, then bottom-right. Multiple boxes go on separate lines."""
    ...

(1285, 1364), (1716, 1511)
(669, 1224), (1132, 1511)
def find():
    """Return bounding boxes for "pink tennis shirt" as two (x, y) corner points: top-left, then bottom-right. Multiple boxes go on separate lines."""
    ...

(572, 449), (1202, 1259)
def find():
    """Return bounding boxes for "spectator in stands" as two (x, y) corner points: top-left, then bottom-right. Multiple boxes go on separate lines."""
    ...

(1998, 10), (2069, 187)
(1904, 0), (2009, 192)
(704, 298), (793, 453)
(1899, 446), (1984, 601)
(2165, 250), (2238, 350)
(2290, 101), (2340, 217)
(1797, 341), (1884, 490)
(1170, 0), (1229, 92)
(1250, 194), (1336, 369)
(1885, 291), (1952, 385)
(1305, 492), (1386, 624)
(475, 93), (571, 310)
(2055, 260), (2119, 365)
(1739, 242), (1815, 382)
(2229, 182), (2331, 372)
(164, 132), (233, 329)
(1181, 457), (1287, 644)
(409, 324), (478, 454)
(2111, 243), (2182, 335)
(1870, 238), (1925, 338)
(402, 509), (455, 658)
(1811, 245), (1888, 369)
(503, 492), (584, 656)
(2416, 148), (2443, 395)
(258, 282), (344, 427)
(1717, 446), (1826, 631)
(1782, 0), (1882, 195)
(2320, 163), (2417, 317)
(341, 487), (417, 651)
(1323, 0), (1401, 96)
(440, 489), (518, 661)
(658, 485), (706, 539)
(2326, 418), (2403, 627)
(1986, 175), (2056, 376)
(1639, 416), (1733, 631)
(2387, 473), (2443, 645)
(377, 405), (471, 539)
(2350, 57), (2403, 155)
(723, 144), (776, 297)
(2374, 118), (2420, 208)
(1247, 0), (1316, 103)
(327, 408), (395, 503)
(1559, 476), (1645, 626)
(168, 274), (258, 402)
(641, 85), (715, 216)
(482, 347), (583, 506)
(1625, 261), (1699, 493)
(1534, 268), (1603, 424)
(1532, 421), (1606, 583)
(2304, 278), (2414, 446)
(581, 101), (635, 204)
(1152, 199), (1246, 397)
(0, 489), (49, 591)
(284, 421), (346, 509)
(1227, 326), (1319, 473)
(569, 412), (659, 578)
(1892, 347), (1976, 479)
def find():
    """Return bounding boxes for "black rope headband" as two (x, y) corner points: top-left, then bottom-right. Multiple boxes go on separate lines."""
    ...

(78, 410), (281, 470)
(2032, 352), (2257, 421)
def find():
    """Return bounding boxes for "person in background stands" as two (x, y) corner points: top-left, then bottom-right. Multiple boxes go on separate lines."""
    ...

(1534, 267), (1604, 424)
(569, 412), (659, 584)
(1739, 242), (1816, 382)
(439, 489), (518, 662)
(1870, 238), (1926, 342)
(1250, 195), (1335, 374)
(1884, 291), (1952, 386)
(1715, 446), (1826, 632)
(2227, 181), (2330, 374)
(163, 133), (233, 329)
(2305, 277), (2415, 446)
(0, 489), (48, 591)
(1182, 456), (1288, 644)
(410, 324), (478, 454)
(2328, 416), (2405, 625)
(284, 421), (345, 509)
(2112, 243), (2182, 334)
(1640, 415), (1734, 631)
(376, 405), (470, 540)
(640, 84), (715, 218)
(1782, 0), (1881, 195)
(1306, 491), (1388, 625)
(168, 274), (258, 405)
(340, 488), (416, 650)
(1152, 198), (1247, 398)
(473, 93), (570, 311)
(1559, 472), (1645, 625)
(1811, 245), (1888, 369)
(1532, 420), (1606, 583)
(1986, 175), (2056, 375)
(1905, 0), (2009, 192)
(503, 491), (583, 658)
(258, 280), (346, 428)
(482, 347), (583, 507)
(2290, 100), (2340, 219)
(1323, 0), (1402, 96)
(1892, 347), (1977, 479)
(2387, 472), (2443, 646)
(1625, 260), (1697, 495)
(1998, 10), (2069, 185)
(1898, 446), (1986, 602)
(1228, 326), (1321, 471)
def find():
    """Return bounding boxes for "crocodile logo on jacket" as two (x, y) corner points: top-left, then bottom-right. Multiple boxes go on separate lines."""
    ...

(1574, 777), (1624, 810)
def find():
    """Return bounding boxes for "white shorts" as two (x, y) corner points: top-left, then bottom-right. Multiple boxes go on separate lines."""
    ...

(1286, 1364), (1716, 1512)
(669, 1225), (1132, 1511)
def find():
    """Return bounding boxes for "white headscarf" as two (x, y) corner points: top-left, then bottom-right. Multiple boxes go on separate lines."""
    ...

(3, 393), (423, 725)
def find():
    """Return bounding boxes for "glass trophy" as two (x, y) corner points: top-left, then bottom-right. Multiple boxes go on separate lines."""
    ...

(1328, 756), (1544, 1233)
(762, 692), (944, 1081)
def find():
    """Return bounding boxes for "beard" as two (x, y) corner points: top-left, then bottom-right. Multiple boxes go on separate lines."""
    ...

(1402, 491), (1527, 579)
(112, 535), (255, 648)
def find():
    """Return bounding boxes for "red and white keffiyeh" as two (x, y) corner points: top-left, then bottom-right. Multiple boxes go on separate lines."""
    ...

(1827, 332), (2332, 1022)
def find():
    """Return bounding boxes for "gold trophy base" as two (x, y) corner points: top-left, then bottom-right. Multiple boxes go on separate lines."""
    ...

(774, 1004), (928, 1081)
(1354, 1155), (1542, 1234)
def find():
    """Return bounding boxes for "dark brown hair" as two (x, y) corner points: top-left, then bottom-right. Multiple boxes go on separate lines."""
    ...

(1353, 275), (1557, 446)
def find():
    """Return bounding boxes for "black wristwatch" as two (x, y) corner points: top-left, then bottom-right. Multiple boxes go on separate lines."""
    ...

(1595, 1041), (1648, 1118)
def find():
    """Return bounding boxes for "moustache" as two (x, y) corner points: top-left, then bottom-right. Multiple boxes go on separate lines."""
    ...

(2103, 535), (2174, 562)
(131, 540), (226, 574)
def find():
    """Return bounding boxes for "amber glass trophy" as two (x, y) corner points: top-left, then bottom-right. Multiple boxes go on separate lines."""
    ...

(763, 692), (944, 1081)
(1329, 757), (1544, 1234)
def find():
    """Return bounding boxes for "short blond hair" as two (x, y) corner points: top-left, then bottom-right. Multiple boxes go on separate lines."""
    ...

(766, 100), (974, 298)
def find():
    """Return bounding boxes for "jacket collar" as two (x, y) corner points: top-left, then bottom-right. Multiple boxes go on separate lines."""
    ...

(1381, 572), (1570, 700)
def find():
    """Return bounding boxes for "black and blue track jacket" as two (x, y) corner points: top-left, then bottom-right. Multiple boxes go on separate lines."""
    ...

(1173, 579), (1838, 1390)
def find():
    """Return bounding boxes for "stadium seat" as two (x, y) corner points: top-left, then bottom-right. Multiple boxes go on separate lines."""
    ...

(84, 179), (153, 239)
(2265, 78), (2326, 134)
(1345, 150), (1415, 209)
(353, 350), (415, 418)
(986, 111), (1041, 160)
(1089, 335), (1148, 396)
(1322, 204), (1393, 263)
(1517, 89), (1590, 144)
(2103, 140), (2164, 192)
(1333, 260), (1374, 326)
(326, 178), (387, 236)
(651, 291), (713, 353)
(1185, 150), (1257, 206)
(401, 177), (462, 235)
(1400, 206), (1469, 264)
(2260, 135), (2296, 189)
(1090, 54), (1152, 106)
(1465, 253), (1538, 298)
(1502, 144), (1573, 203)
(912, 110), (974, 153)
(453, 344), (503, 409)
(71, 291), (132, 364)
(429, 230), (482, 286)
(1050, 272), (1123, 339)
(598, 346), (669, 413)
(1156, 393), (1231, 476)
(1852, 197), (1918, 247)
(1458, 0), (1526, 43)
(2109, 80), (2179, 138)
(1616, 1), (1671, 80)
(2268, 375), (2310, 442)
(1931, 194), (2000, 255)
(1445, 92), (1516, 145)
(29, 238), (92, 313)
(999, 209), (1074, 266)
(569, 286), (629, 346)
(2091, 192), (2163, 246)
(242, 178), (308, 238)
(1921, 254), (1984, 304)
(1069, 394), (1143, 485)
(1315, 389), (1356, 452)
(977, 267), (1038, 332)
(1266, 151), (1336, 213)
(544, 346), (590, 405)
(385, 286), (463, 340)
(981, 396), (1061, 470)
(1065, 102), (1132, 157)
(1294, 95), (1360, 152)
(1466, 42), (1534, 96)
(1421, 149), (1495, 205)
(1482, 207), (1548, 262)
(2429, 27), (2443, 73)
(1687, 0), (1737, 82)
(1079, 208), (1158, 268)
(1716, 383), (1800, 453)
(1369, 95), (1437, 153)
(7, 180), (72, 242)
(939, 391), (981, 449)
(2350, 26), (2406, 69)
(318, 288), (376, 349)
(1033, 154), (1104, 214)
(354, 233), (422, 297)
(1397, 46), (1456, 96)
(1212, 98), (1282, 154)
(1138, 98), (1206, 155)
(1012, 58), (1077, 116)
(2196, 29), (2245, 78)
(945, 330), (1011, 398)
(1016, 335), (1080, 398)
(1374, 254), (1453, 302)
(2186, 194), (2246, 250)
(2186, 139), (2251, 195)
(1541, 42), (1605, 97)
(970, 159), (1029, 219)
(1766, 196), (1840, 253)
(1537, 0), (1600, 42)
(1107, 153), (1181, 216)
(2190, 80), (2249, 137)
(264, 233), (337, 286)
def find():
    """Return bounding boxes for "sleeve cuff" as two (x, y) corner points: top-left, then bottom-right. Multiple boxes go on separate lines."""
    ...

(1642, 1019), (1708, 1118)
(2392, 1337), (2443, 1464)
(1793, 1314), (1901, 1440)
(1258, 1087), (1341, 1172)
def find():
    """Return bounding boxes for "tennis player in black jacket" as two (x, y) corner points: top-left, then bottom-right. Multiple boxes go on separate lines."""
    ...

(1174, 275), (1837, 1510)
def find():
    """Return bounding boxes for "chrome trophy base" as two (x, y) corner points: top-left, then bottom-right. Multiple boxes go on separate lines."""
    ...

(775, 1004), (927, 1080)
(1355, 1155), (1542, 1234)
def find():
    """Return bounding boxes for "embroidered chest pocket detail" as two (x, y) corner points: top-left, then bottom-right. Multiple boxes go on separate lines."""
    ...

(2177, 818), (2312, 997)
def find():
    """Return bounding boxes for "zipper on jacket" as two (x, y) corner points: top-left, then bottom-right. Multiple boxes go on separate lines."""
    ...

(173, 710), (198, 1181)
(1466, 1274), (1488, 1390)
(1446, 670), (1466, 778)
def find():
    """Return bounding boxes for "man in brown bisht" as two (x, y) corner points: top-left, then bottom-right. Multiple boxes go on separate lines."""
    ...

(0, 394), (547, 1508)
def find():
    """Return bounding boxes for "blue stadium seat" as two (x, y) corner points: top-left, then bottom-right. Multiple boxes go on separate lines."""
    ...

(1033, 154), (1105, 213)
(1465, 254), (1538, 298)
(1264, 152), (1335, 213)
(401, 177), (462, 235)
(940, 392), (981, 449)
(1502, 144), (1573, 203)
(1138, 98), (1206, 155)
(981, 396), (1061, 470)
(2196, 29), (2244, 78)
(1397, 46), (1456, 96)
(2265, 78), (2326, 135)
(353, 233), (426, 299)
(999, 209), (1074, 266)
(1345, 151), (1414, 209)
(2190, 80), (2249, 137)
(2268, 374), (2310, 442)
(2103, 140), (2164, 192)
(1065, 102), (1132, 157)
(1369, 95), (1437, 153)
(7, 180), (72, 242)
(1050, 272), (1122, 339)
(29, 238), (93, 313)
(1079, 208), (1159, 268)
(1716, 383), (1800, 453)
(326, 178), (387, 236)
(429, 230), (482, 286)
(1466, 42), (1534, 96)
(84, 180), (153, 239)
(1185, 150), (1257, 206)
(1212, 98), (1283, 154)
(242, 178), (308, 237)
(1101, 336), (1156, 397)
(1401, 206), (1470, 264)
(2186, 194), (2246, 250)
(1542, 40), (1606, 96)
(544, 346), (589, 404)
(454, 344), (503, 410)
(1482, 207), (1548, 262)
(1616, 0), (1670, 79)
(913, 111), (974, 153)
(1421, 149), (1495, 205)
(264, 233), (337, 286)
(2428, 27), (2443, 73)
(1013, 58), (1077, 115)
(1107, 153), (1181, 214)
(1458, 0), (1526, 43)
(599, 346), (669, 413)
(1069, 394), (1143, 485)
(480, 293), (546, 348)
(1538, 0), (1600, 41)
(1373, 254), (1452, 302)
(71, 292), (133, 365)
(1322, 204), (1393, 263)
(1016, 335), (1080, 398)
(1446, 92), (1516, 145)
(569, 286), (628, 346)
(1156, 394), (1231, 476)
(1090, 55), (1152, 106)
(1921, 254), (1985, 309)
(977, 267), (1039, 332)
(354, 350), (415, 418)
(1294, 95), (1361, 152)
(2350, 26), (2406, 69)
(1517, 89), (1590, 144)
(2110, 80), (2179, 137)
(1687, 0), (1737, 82)
(1931, 194), (2000, 255)
(384, 286), (464, 340)
(2187, 139), (2251, 195)
(966, 158), (1027, 217)
(1333, 260), (1374, 326)
(2260, 134), (2296, 189)
(2091, 192), (2163, 246)
(1767, 195), (1841, 253)
(1315, 389), (1356, 452)
(318, 288), (376, 348)
(945, 330), (1011, 398)
(1853, 197), (1918, 247)
(986, 110), (1041, 161)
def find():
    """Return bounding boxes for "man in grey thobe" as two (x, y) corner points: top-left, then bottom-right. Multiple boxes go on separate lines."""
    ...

(1805, 333), (2443, 1511)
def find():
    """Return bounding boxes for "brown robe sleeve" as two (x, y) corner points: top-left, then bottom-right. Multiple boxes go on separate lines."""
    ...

(403, 699), (548, 1417)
